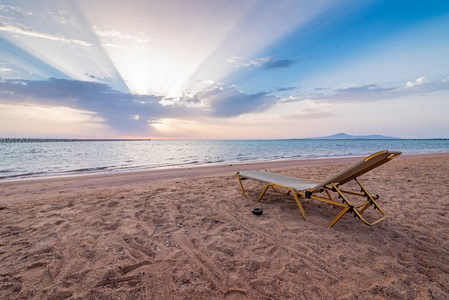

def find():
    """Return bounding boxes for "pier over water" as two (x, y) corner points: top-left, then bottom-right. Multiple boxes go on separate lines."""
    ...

(0, 138), (151, 143)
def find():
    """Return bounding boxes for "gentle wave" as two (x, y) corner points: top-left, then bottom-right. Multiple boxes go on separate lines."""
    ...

(0, 139), (448, 180)
(0, 172), (46, 180)
(65, 166), (109, 173)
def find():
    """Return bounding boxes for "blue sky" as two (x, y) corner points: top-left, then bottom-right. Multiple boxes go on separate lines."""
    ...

(0, 0), (448, 139)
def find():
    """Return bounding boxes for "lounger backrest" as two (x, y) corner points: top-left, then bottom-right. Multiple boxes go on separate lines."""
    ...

(310, 150), (401, 191)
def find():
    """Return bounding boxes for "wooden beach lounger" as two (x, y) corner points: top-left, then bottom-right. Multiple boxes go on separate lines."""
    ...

(236, 150), (401, 227)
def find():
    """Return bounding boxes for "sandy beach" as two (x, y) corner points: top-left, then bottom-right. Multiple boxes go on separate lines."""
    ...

(1, 153), (448, 299)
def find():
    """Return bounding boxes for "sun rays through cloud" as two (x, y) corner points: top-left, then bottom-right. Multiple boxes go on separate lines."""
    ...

(1, 0), (449, 138)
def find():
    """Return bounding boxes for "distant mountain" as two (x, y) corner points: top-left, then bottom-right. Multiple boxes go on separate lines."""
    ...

(305, 133), (400, 140)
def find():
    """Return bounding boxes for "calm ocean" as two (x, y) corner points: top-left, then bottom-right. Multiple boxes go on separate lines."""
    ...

(1, 139), (448, 180)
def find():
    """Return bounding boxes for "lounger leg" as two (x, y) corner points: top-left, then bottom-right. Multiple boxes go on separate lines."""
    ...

(355, 178), (387, 217)
(236, 173), (247, 197)
(257, 183), (307, 221)
(289, 188), (307, 221)
(330, 181), (386, 226)
(359, 202), (371, 214)
(327, 207), (351, 227)
(257, 184), (272, 202)
(325, 190), (338, 207)
(327, 183), (355, 227)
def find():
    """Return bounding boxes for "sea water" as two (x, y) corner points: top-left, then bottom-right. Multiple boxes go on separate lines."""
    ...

(1, 139), (448, 180)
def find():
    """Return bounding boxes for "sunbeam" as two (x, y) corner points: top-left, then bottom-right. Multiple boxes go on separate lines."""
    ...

(1, 0), (448, 139)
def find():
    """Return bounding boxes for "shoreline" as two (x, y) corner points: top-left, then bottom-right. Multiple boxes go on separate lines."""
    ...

(1, 152), (448, 207)
(1, 152), (449, 187)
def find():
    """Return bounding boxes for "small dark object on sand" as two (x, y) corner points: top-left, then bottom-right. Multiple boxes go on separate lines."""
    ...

(252, 208), (263, 215)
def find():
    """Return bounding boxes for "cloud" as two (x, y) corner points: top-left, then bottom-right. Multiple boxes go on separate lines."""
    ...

(93, 27), (132, 38)
(93, 26), (155, 43)
(0, 78), (167, 134)
(161, 85), (278, 117)
(305, 77), (449, 103)
(84, 73), (113, 83)
(0, 22), (91, 46)
(198, 79), (223, 85)
(195, 85), (277, 117)
(0, 4), (33, 16)
(0, 78), (278, 134)
(0, 67), (12, 72)
(249, 56), (272, 67)
(276, 86), (299, 92)
(326, 84), (397, 101)
(233, 56), (273, 69)
(101, 43), (123, 49)
(231, 56), (295, 70)
(406, 76), (429, 88)
(263, 59), (295, 69)
(227, 56), (240, 63)
(45, 9), (76, 25)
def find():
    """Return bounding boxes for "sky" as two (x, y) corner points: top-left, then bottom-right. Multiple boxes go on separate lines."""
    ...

(0, 0), (448, 139)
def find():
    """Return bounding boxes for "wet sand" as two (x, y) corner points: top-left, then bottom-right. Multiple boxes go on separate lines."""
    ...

(1, 153), (448, 299)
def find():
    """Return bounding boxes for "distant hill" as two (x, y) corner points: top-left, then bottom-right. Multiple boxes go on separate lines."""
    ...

(305, 133), (400, 140)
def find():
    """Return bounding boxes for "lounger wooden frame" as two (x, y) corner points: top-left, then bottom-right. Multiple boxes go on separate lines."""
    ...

(236, 150), (401, 227)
